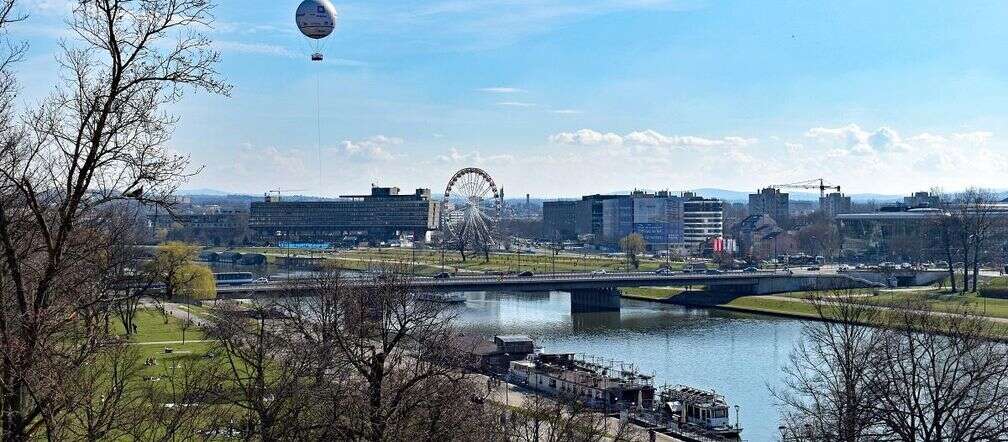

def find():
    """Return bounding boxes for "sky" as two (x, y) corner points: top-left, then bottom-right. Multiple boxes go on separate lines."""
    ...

(9, 0), (1008, 198)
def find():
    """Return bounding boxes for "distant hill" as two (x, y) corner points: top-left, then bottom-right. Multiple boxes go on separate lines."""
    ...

(176, 188), (236, 196)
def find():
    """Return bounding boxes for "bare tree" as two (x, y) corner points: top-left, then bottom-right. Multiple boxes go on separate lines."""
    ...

(960, 188), (1000, 292)
(279, 265), (483, 441)
(872, 299), (1008, 441)
(205, 265), (493, 441)
(204, 300), (319, 440)
(930, 188), (960, 292)
(772, 292), (885, 441)
(776, 293), (1008, 441)
(0, 0), (227, 438)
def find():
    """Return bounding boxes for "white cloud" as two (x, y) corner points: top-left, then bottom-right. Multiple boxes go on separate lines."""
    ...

(805, 124), (912, 155)
(340, 135), (403, 161)
(549, 129), (624, 146)
(551, 128), (756, 148)
(478, 87), (524, 93)
(550, 109), (583, 115)
(436, 147), (514, 164)
(953, 131), (993, 145)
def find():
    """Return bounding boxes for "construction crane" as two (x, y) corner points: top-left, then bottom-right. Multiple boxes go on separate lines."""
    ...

(265, 188), (307, 202)
(770, 178), (840, 198)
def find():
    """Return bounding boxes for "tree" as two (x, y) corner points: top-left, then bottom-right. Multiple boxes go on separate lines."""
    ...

(207, 265), (492, 441)
(619, 233), (646, 270)
(0, 0), (227, 438)
(775, 292), (1008, 440)
(772, 293), (884, 441)
(150, 241), (215, 301)
(930, 188), (961, 292)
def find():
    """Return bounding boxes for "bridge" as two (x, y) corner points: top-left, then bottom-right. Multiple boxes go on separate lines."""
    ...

(215, 269), (949, 313)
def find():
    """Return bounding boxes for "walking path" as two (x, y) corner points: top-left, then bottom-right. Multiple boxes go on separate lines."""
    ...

(481, 376), (682, 442)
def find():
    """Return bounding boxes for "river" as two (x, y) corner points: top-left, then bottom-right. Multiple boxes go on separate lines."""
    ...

(457, 291), (807, 442)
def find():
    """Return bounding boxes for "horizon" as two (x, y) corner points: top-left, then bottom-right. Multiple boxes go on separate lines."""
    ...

(12, 1), (1008, 198)
(180, 185), (998, 203)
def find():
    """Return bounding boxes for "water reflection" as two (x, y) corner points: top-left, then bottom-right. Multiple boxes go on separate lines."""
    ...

(456, 290), (807, 442)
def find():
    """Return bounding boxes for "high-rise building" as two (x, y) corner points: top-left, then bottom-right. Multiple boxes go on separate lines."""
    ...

(631, 191), (684, 251)
(819, 192), (852, 217)
(249, 186), (439, 245)
(542, 200), (578, 240)
(683, 192), (724, 251)
(575, 194), (624, 237)
(749, 187), (790, 227)
(601, 197), (634, 241)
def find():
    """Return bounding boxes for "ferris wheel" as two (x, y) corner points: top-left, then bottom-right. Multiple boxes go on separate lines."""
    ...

(442, 168), (502, 257)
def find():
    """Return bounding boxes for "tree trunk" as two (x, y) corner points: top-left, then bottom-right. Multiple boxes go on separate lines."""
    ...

(961, 240), (970, 294)
(972, 247), (981, 293)
(369, 356), (386, 442)
(945, 237), (957, 292)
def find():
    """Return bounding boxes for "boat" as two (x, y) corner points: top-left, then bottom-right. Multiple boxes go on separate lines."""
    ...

(658, 385), (742, 440)
(416, 292), (466, 303)
(508, 353), (655, 411)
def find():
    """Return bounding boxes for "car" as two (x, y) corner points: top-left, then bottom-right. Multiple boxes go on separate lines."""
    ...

(705, 269), (724, 275)
(517, 271), (534, 277)
(743, 266), (759, 272)
(837, 265), (850, 272)
(806, 266), (820, 271)
(655, 268), (674, 275)
(591, 269), (607, 275)
(433, 272), (451, 279)
(253, 277), (269, 284)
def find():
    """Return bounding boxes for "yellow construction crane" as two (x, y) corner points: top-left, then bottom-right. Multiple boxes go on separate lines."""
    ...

(770, 178), (840, 198)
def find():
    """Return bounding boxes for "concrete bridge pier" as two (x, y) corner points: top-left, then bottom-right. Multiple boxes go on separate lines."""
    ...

(569, 287), (621, 313)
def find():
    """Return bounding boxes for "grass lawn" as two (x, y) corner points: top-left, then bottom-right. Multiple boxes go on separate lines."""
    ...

(113, 309), (207, 343)
(621, 287), (690, 300)
(720, 296), (822, 318)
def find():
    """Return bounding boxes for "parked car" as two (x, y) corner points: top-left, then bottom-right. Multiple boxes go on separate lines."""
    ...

(591, 269), (607, 275)
(806, 266), (821, 271)
(742, 266), (759, 272)
(517, 271), (534, 277)
(433, 272), (451, 279)
(655, 268), (674, 275)
(253, 277), (269, 284)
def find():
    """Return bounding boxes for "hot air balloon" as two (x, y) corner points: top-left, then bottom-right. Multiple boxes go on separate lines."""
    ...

(295, 0), (337, 61)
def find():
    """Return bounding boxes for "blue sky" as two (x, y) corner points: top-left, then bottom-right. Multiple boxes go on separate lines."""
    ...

(10, 0), (1008, 197)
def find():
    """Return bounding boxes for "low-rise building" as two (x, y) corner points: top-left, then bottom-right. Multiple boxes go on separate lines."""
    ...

(249, 186), (439, 245)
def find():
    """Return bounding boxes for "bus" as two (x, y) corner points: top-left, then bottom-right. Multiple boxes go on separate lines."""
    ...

(214, 272), (255, 286)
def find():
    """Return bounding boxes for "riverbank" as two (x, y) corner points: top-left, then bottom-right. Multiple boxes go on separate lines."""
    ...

(622, 286), (1008, 337)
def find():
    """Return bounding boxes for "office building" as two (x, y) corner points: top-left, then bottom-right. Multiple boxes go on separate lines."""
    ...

(683, 192), (724, 251)
(749, 187), (790, 226)
(574, 194), (624, 237)
(819, 192), (852, 217)
(836, 201), (1008, 261)
(542, 200), (578, 240)
(632, 192), (684, 251)
(249, 186), (439, 245)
